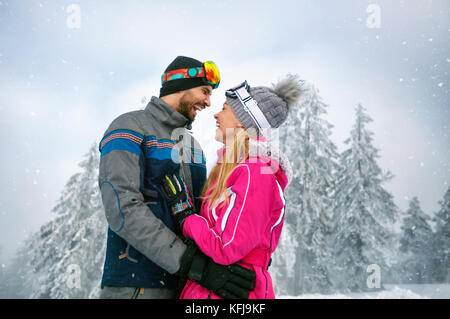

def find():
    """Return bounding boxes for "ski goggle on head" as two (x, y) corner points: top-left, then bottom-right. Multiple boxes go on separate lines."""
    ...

(161, 61), (221, 89)
(226, 81), (271, 130)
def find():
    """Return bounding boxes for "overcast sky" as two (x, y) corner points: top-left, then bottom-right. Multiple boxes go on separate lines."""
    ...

(0, 0), (449, 263)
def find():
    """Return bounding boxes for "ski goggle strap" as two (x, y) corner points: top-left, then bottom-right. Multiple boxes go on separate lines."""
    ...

(226, 81), (271, 130)
(161, 61), (220, 89)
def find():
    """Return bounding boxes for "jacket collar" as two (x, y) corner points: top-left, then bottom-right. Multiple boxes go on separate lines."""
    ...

(247, 137), (292, 187)
(145, 96), (193, 130)
(216, 137), (292, 187)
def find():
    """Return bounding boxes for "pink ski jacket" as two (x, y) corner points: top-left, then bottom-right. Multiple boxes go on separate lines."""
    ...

(180, 138), (292, 299)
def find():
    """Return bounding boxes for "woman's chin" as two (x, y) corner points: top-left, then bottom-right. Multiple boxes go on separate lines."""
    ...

(215, 128), (224, 143)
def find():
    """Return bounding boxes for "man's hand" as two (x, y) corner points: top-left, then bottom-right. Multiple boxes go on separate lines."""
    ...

(177, 239), (256, 299)
(161, 174), (194, 234)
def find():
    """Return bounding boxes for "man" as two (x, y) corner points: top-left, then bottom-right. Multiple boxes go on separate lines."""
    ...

(98, 56), (255, 299)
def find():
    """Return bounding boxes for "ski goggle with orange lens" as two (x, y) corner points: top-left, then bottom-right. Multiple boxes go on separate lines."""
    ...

(161, 61), (220, 89)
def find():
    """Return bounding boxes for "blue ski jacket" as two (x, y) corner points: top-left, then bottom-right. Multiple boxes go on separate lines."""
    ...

(98, 96), (206, 288)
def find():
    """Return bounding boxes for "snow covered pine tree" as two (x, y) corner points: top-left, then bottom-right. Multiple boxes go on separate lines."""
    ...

(430, 186), (450, 283)
(331, 104), (398, 292)
(19, 143), (107, 298)
(398, 196), (433, 284)
(273, 83), (340, 295)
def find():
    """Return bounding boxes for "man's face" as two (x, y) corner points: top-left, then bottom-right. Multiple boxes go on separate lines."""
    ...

(177, 85), (212, 121)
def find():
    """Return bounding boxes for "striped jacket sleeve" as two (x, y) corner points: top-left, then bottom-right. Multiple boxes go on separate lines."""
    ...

(99, 112), (186, 274)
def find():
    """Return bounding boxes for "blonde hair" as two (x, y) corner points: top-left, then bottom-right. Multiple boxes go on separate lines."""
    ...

(201, 128), (250, 210)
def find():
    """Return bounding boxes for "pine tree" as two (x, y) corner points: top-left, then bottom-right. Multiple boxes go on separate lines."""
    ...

(271, 223), (298, 296)
(430, 186), (450, 282)
(0, 246), (3, 297)
(274, 83), (340, 295)
(331, 104), (398, 292)
(398, 196), (433, 283)
(0, 242), (32, 298)
(21, 143), (107, 298)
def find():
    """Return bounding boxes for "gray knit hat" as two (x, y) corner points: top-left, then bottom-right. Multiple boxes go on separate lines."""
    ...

(226, 74), (303, 134)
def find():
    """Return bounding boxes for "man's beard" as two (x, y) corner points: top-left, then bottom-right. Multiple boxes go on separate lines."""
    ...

(178, 92), (199, 121)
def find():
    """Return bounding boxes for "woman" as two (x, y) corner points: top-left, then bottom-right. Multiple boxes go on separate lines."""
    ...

(163, 75), (303, 299)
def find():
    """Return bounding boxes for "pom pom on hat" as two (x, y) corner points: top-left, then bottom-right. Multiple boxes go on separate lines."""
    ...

(227, 74), (304, 133)
(272, 74), (304, 109)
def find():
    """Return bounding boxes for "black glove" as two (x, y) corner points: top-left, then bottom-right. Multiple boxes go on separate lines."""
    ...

(177, 239), (256, 299)
(161, 174), (195, 234)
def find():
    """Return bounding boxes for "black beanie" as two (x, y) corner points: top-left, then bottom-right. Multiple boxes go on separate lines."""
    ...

(159, 56), (207, 98)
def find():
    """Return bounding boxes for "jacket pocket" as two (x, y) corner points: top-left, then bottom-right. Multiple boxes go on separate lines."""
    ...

(143, 185), (175, 230)
(146, 201), (164, 220)
(124, 243), (139, 263)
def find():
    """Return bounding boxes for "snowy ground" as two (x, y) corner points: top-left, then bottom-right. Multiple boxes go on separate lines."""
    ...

(279, 284), (450, 299)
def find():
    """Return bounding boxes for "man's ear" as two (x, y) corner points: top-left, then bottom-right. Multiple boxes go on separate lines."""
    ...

(172, 90), (185, 105)
(175, 90), (184, 98)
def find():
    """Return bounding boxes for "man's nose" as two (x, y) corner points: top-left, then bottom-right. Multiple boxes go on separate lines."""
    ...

(204, 95), (211, 107)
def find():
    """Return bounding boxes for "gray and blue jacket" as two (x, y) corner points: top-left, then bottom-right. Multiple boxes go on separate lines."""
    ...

(98, 96), (207, 288)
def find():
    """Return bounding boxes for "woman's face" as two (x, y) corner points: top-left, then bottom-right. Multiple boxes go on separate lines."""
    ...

(214, 101), (243, 143)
